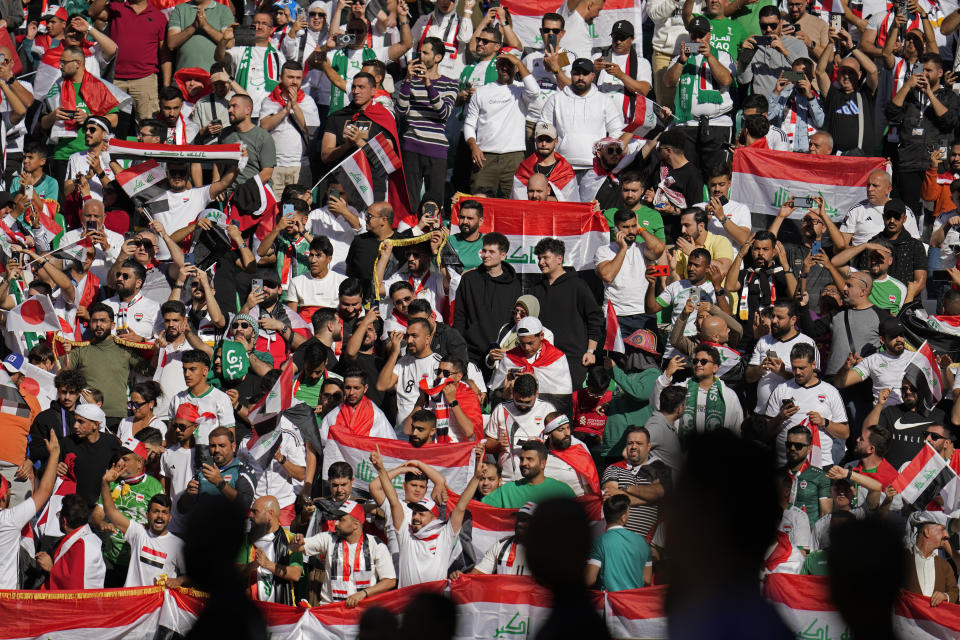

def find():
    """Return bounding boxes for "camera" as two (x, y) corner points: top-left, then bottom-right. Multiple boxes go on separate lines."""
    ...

(336, 32), (357, 46)
(754, 36), (773, 46)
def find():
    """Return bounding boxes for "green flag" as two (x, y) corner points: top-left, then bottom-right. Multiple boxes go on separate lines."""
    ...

(221, 341), (250, 381)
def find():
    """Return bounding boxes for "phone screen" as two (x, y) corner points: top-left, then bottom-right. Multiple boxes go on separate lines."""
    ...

(283, 203), (295, 217)
(811, 240), (822, 256)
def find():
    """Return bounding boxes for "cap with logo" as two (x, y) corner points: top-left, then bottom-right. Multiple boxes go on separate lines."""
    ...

(121, 436), (150, 461)
(611, 20), (634, 38)
(407, 497), (440, 518)
(534, 121), (557, 140)
(687, 15), (711, 37)
(335, 499), (367, 523)
(516, 316), (544, 336)
(571, 57), (594, 74)
(43, 5), (68, 21)
(2, 353), (24, 373)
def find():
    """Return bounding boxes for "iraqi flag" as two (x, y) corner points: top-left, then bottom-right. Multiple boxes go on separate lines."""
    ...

(115, 160), (168, 203)
(450, 575), (554, 640)
(450, 195), (610, 274)
(511, 152), (579, 202)
(244, 426), (284, 471)
(624, 96), (668, 138)
(893, 443), (960, 514)
(328, 132), (402, 217)
(904, 341), (944, 412)
(322, 426), (476, 494)
(6, 295), (65, 333)
(501, 0), (643, 54)
(157, 588), (307, 640)
(108, 139), (244, 164)
(604, 300), (625, 353)
(916, 311), (960, 338)
(0, 587), (163, 640)
(603, 586), (669, 639)
(731, 146), (888, 221)
(247, 359), (297, 424)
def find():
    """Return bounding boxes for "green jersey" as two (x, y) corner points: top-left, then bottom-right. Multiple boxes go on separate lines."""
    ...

(869, 275), (907, 314)
(788, 464), (830, 528)
(801, 550), (829, 576)
(730, 0), (774, 37)
(602, 206), (666, 243)
(482, 477), (576, 509)
(706, 16), (747, 61)
(448, 233), (484, 270)
(99, 475), (164, 566)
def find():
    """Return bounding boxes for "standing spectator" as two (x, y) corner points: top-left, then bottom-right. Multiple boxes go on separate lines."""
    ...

(91, 0), (168, 120)
(217, 13), (287, 120)
(522, 14), (574, 151)
(768, 60), (825, 153)
(783, 425), (831, 528)
(286, 236), (347, 317)
(63, 115), (114, 202)
(238, 496), (303, 604)
(454, 231), (522, 374)
(168, 350), (235, 445)
(411, 0), (474, 79)
(37, 494), (105, 590)
(540, 57), (625, 174)
(830, 240), (906, 314)
(884, 53), (958, 218)
(167, 0), (234, 72)
(595, 21), (653, 121)
(482, 439), (576, 508)
(219, 94), (276, 194)
(0, 430), (58, 589)
(178, 427), (256, 513)
(240, 419), (307, 526)
(484, 374), (556, 483)
(645, 248), (722, 351)
(601, 425), (671, 538)
(319, 368), (395, 441)
(27, 370), (84, 476)
(737, 6), (806, 98)
(260, 61), (321, 192)
(377, 318), (442, 432)
(586, 494), (650, 591)
(781, 0), (828, 58)
(922, 145), (960, 217)
(447, 199), (484, 270)
(664, 17), (735, 168)
(59, 404), (123, 507)
(650, 0), (690, 109)
(558, 0), (605, 61)
(512, 123), (578, 201)
(838, 172), (920, 248)
(160, 403), (200, 535)
(396, 37), (458, 210)
(309, 183), (363, 276)
(103, 260), (162, 342)
(469, 501), (533, 576)
(834, 317), (912, 407)
(648, 129), (704, 214)
(530, 238), (604, 389)
(903, 518), (959, 606)
(464, 53), (539, 197)
(815, 34), (879, 155)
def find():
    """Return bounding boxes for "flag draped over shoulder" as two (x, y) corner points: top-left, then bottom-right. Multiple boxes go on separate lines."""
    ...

(450, 195), (609, 273)
(731, 146), (888, 220)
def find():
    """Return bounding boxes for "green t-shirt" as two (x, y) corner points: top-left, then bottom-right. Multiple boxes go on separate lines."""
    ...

(730, 0), (774, 38)
(603, 206), (666, 243)
(11, 174), (59, 201)
(481, 477), (576, 509)
(589, 526), (650, 591)
(706, 16), (747, 61)
(99, 475), (165, 565)
(448, 233), (484, 270)
(789, 465), (830, 528)
(295, 375), (325, 408)
(869, 275), (908, 314)
(800, 550), (829, 576)
(168, 1), (235, 70)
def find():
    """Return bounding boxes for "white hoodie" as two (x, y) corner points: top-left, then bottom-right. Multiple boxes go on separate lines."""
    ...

(540, 84), (625, 170)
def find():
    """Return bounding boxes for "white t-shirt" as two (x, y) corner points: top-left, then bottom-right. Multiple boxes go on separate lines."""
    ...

(153, 340), (193, 419)
(557, 3), (595, 61)
(66, 149), (115, 200)
(0, 499), (36, 589)
(933, 210), (960, 269)
(116, 416), (167, 446)
(381, 269), (448, 322)
(697, 199), (752, 252)
(596, 48), (653, 113)
(302, 532), (396, 604)
(160, 444), (195, 535)
(475, 536), (529, 575)
(123, 521), (186, 587)
(241, 419), (307, 509)
(60, 228), (124, 284)
(765, 379), (848, 466)
(594, 241), (651, 316)
(852, 349), (912, 406)
(168, 386), (236, 445)
(380, 496), (412, 562)
(544, 439), (592, 497)
(395, 520), (457, 588)
(259, 93), (321, 166)
(157, 186), (213, 234)
(104, 294), (162, 340)
(840, 200), (921, 246)
(391, 352), (443, 431)
(484, 399), (556, 483)
(521, 48), (572, 122)
(3, 79), (33, 154)
(287, 271), (346, 310)
(308, 206), (363, 275)
(749, 332), (821, 413)
(655, 279), (718, 336)
(227, 45), (288, 117)
(779, 505), (812, 550)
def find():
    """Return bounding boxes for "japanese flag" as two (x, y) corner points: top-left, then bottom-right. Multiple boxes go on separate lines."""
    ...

(6, 295), (63, 333)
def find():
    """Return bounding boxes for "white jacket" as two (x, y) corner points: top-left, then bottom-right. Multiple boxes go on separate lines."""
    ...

(540, 85), (625, 170)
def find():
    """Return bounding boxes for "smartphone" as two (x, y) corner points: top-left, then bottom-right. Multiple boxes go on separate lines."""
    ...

(336, 32), (357, 46)
(85, 219), (97, 232)
(811, 240), (822, 256)
(184, 251), (194, 264)
(718, 195), (729, 206)
(683, 42), (700, 55)
(330, 187), (342, 200)
(62, 109), (77, 119)
(544, 33), (557, 51)
(790, 23), (801, 33)
(754, 35), (773, 46)
(766, 349), (780, 361)
(896, 0), (908, 16)
(940, 146), (949, 157)
(793, 196), (817, 209)
(648, 264), (671, 277)
(783, 70), (805, 82)
(782, 398), (796, 407)
(209, 118), (221, 127)
(423, 202), (439, 217)
(234, 24), (257, 48)
(689, 286), (701, 306)
(23, 184), (33, 200)
(507, 367), (523, 378)
(252, 278), (264, 292)
(283, 203), (295, 217)
(830, 12), (842, 31)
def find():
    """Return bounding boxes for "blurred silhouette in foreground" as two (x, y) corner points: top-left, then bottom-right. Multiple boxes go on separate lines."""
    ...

(828, 515), (905, 640)
(526, 498), (611, 640)
(666, 430), (793, 639)
(358, 606), (398, 640)
(184, 496), (267, 640)
(398, 592), (457, 640)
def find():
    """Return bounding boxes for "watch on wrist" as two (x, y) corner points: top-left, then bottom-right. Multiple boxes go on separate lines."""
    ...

(216, 479), (226, 490)
(448, 399), (459, 408)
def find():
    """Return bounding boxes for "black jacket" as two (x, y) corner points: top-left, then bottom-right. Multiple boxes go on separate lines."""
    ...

(431, 321), (469, 363)
(529, 269), (604, 357)
(28, 401), (75, 471)
(453, 262), (522, 363)
(884, 84), (959, 171)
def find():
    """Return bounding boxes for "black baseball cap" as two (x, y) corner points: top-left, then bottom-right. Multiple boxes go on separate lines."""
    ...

(611, 20), (634, 38)
(688, 15), (711, 37)
(879, 316), (905, 338)
(571, 57), (594, 74)
(882, 198), (906, 219)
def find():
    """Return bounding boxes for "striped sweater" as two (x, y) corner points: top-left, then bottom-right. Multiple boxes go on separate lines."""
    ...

(395, 75), (458, 159)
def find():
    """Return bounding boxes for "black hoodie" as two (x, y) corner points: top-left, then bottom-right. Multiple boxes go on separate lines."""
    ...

(453, 262), (522, 364)
(529, 269), (604, 358)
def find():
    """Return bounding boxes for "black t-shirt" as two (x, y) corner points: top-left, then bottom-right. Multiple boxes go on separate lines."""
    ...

(666, 162), (705, 209)
(61, 432), (123, 507)
(824, 86), (878, 155)
(346, 231), (399, 298)
(321, 103), (388, 171)
(880, 405), (949, 468)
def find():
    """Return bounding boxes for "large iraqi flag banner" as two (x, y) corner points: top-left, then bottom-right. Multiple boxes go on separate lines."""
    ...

(501, 0), (642, 52)
(603, 585), (669, 639)
(450, 195), (610, 274)
(450, 575), (554, 640)
(731, 146), (888, 221)
(322, 425), (477, 494)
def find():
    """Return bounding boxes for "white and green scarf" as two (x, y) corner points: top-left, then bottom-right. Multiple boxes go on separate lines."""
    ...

(674, 56), (724, 123)
(235, 44), (281, 94)
(680, 376), (726, 444)
(329, 46), (378, 114)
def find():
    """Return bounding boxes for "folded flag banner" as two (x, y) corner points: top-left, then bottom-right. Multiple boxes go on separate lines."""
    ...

(603, 586), (668, 639)
(108, 139), (243, 163)
(449, 574), (554, 640)
(893, 442), (959, 513)
(323, 426), (476, 494)
(501, 0), (642, 55)
(450, 195), (610, 274)
(731, 146), (888, 220)
(904, 341), (944, 412)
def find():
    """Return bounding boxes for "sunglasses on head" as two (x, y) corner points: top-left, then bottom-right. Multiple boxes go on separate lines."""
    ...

(785, 441), (808, 450)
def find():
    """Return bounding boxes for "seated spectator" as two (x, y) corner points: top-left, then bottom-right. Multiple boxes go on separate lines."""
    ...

(484, 374), (556, 484)
(602, 425), (671, 537)
(489, 317), (572, 407)
(903, 516), (959, 606)
(542, 412), (599, 497)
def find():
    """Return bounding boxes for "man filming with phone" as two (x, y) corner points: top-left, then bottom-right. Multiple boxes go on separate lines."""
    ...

(737, 6), (806, 98)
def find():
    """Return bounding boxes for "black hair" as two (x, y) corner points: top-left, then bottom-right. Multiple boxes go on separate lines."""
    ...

(88, 302), (114, 321)
(329, 461), (354, 480)
(61, 493), (91, 529)
(534, 237), (565, 258)
(132, 380), (162, 405)
(182, 350), (211, 368)
(54, 369), (86, 393)
(309, 234), (334, 257)
(161, 300), (187, 318)
(483, 232), (509, 253)
(513, 373), (539, 397)
(158, 85), (184, 102)
(339, 277), (363, 298)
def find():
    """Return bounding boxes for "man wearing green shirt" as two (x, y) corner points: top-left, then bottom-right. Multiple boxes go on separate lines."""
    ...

(603, 171), (665, 243)
(684, 0), (747, 61)
(448, 199), (484, 271)
(482, 440), (575, 508)
(727, 0), (773, 37)
(166, 0), (234, 71)
(93, 441), (164, 586)
(784, 425), (831, 528)
(586, 494), (650, 591)
(294, 342), (330, 408)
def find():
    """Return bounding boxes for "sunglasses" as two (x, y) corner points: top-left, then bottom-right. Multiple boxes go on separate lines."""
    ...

(435, 369), (455, 377)
(168, 171), (188, 178)
(693, 358), (714, 366)
(541, 27), (561, 34)
(231, 321), (251, 329)
(785, 441), (808, 450)
(172, 421), (195, 431)
(760, 22), (778, 30)
(476, 37), (496, 45)
(924, 431), (947, 442)
(128, 400), (147, 409)
(84, 127), (100, 134)
(117, 272), (134, 280)
(309, 11), (324, 16)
